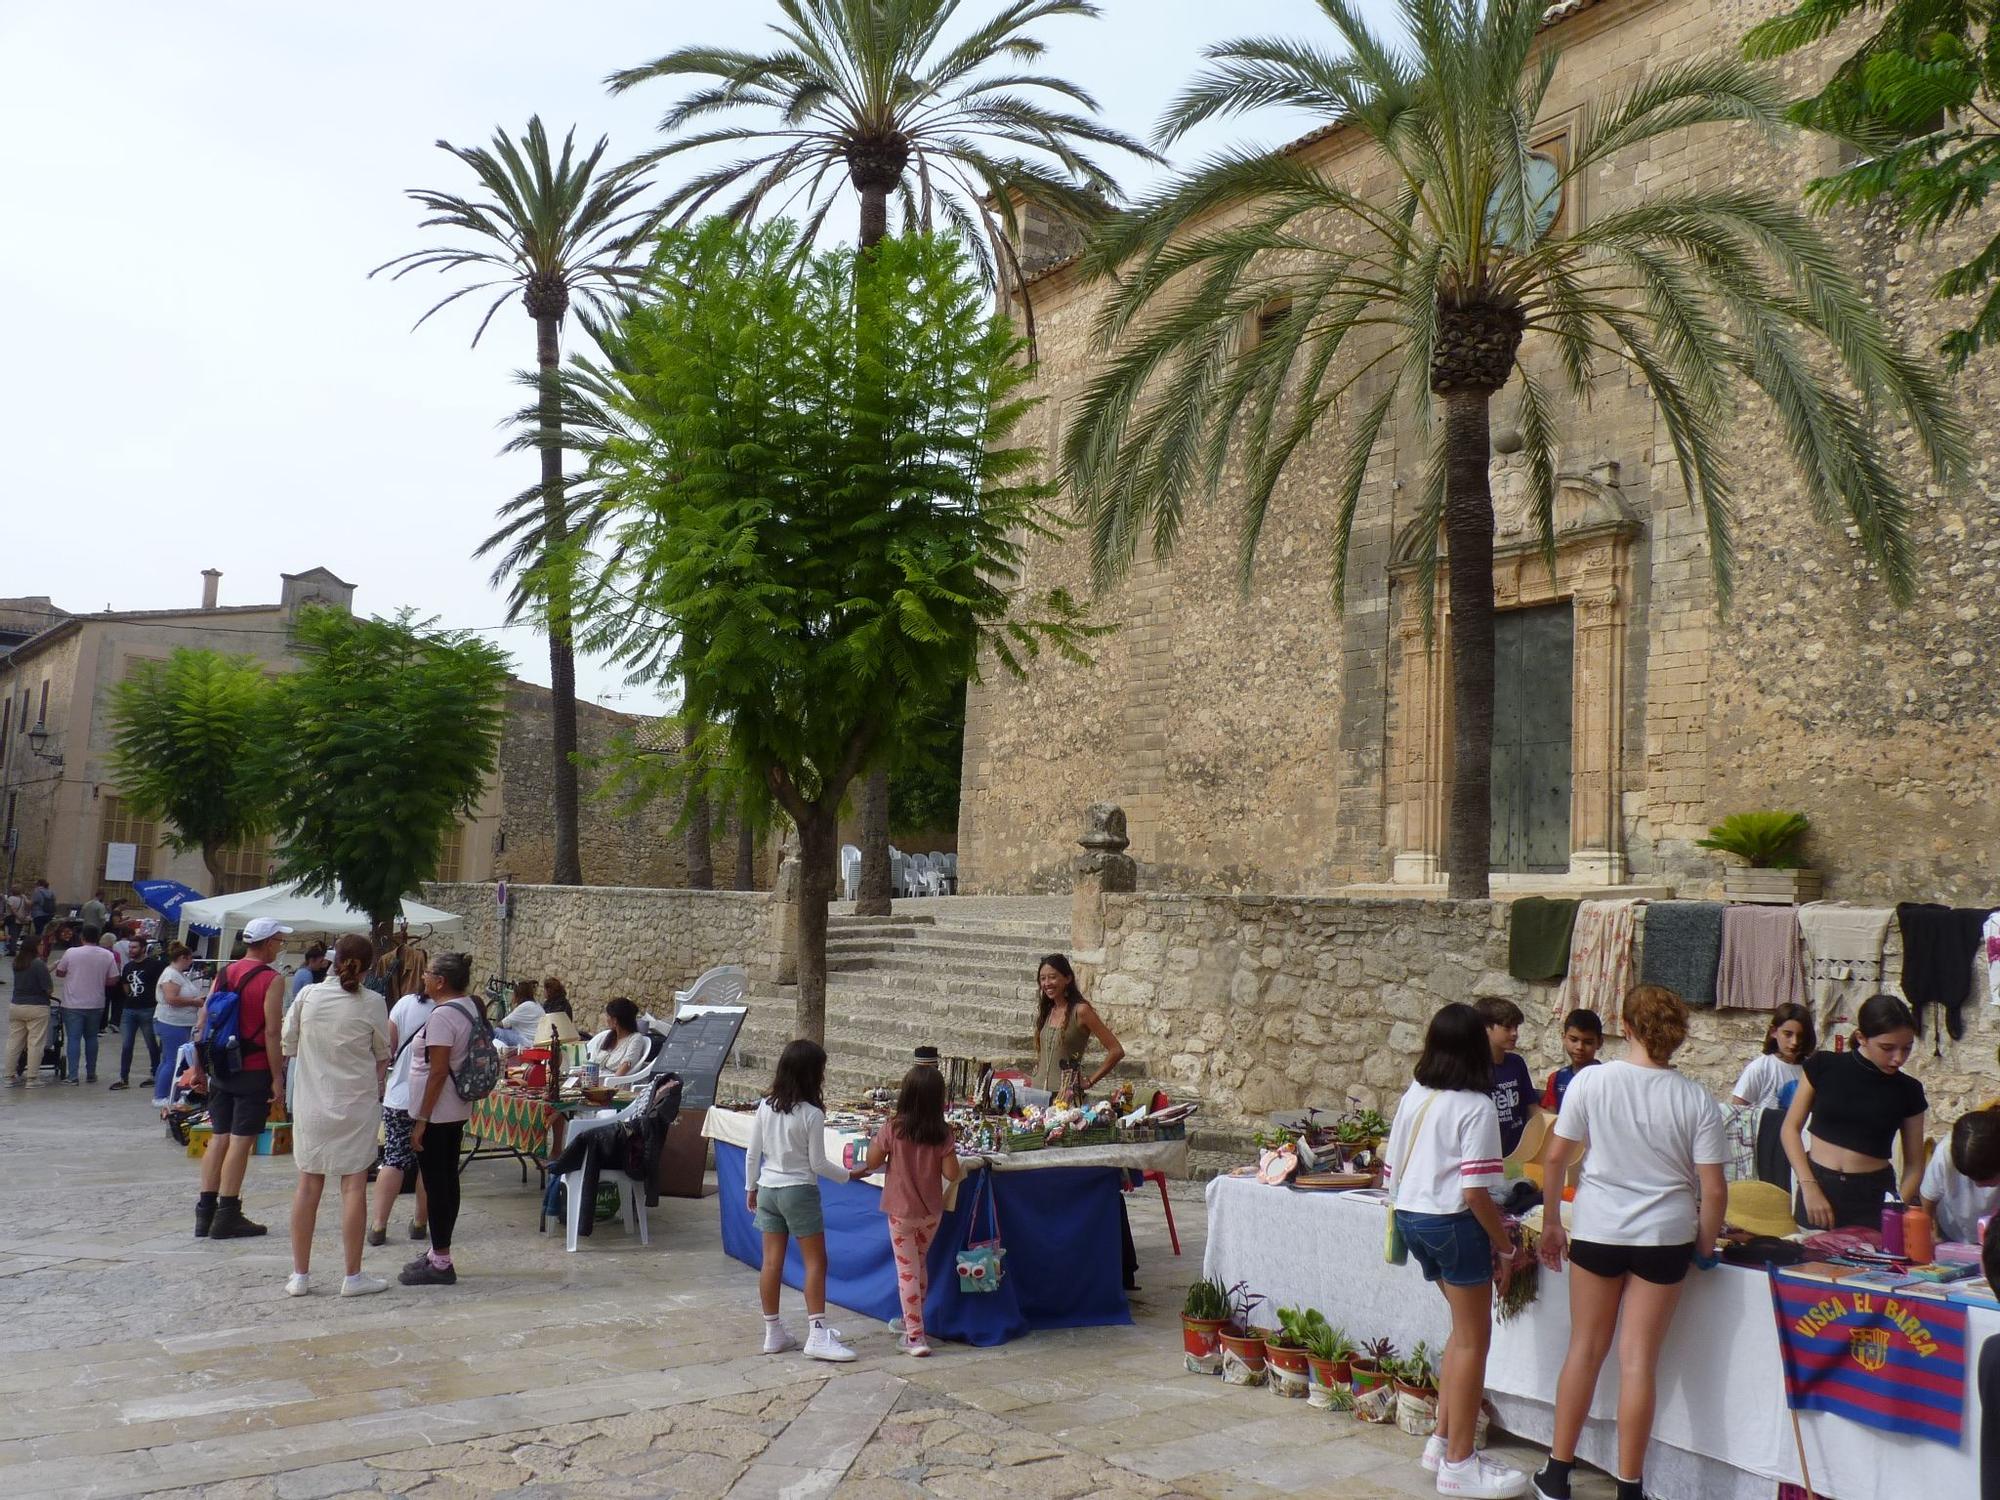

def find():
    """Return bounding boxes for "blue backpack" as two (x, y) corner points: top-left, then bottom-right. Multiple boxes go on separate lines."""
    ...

(199, 962), (272, 1079)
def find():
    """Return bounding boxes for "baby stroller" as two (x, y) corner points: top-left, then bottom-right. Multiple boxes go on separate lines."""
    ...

(163, 1041), (209, 1146)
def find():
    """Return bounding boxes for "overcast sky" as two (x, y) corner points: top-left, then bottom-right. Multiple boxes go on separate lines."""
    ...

(0, 1), (1373, 714)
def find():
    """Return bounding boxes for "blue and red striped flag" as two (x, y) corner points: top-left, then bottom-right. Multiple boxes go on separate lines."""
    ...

(1769, 1269), (1968, 1447)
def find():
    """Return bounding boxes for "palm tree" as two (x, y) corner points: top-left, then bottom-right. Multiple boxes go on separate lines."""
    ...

(1063, 0), (1965, 898)
(608, 0), (1157, 914)
(372, 117), (660, 888)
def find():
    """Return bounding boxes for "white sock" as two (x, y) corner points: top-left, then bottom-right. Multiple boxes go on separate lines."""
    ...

(762, 1312), (781, 1325)
(809, 1314), (826, 1331)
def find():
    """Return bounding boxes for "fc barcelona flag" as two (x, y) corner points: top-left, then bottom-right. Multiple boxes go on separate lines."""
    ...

(1769, 1270), (1969, 1446)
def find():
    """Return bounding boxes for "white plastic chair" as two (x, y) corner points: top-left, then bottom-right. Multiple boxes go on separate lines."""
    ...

(939, 853), (958, 893)
(839, 844), (862, 902)
(889, 848), (909, 898)
(908, 852), (934, 896)
(562, 1081), (656, 1253)
(673, 963), (746, 1010)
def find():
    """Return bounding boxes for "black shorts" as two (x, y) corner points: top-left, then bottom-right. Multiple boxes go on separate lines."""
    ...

(209, 1070), (273, 1138)
(1567, 1237), (1695, 1286)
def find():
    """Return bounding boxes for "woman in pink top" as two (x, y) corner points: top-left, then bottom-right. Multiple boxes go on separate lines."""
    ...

(864, 1066), (965, 1356)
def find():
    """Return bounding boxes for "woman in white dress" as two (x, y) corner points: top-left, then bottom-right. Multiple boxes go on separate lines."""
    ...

(281, 933), (391, 1298)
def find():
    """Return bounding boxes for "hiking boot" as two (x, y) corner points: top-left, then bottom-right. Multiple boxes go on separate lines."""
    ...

(194, 1201), (215, 1238)
(399, 1257), (457, 1287)
(208, 1203), (268, 1239)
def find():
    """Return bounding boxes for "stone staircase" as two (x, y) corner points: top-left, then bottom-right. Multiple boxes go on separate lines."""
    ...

(720, 904), (1154, 1110)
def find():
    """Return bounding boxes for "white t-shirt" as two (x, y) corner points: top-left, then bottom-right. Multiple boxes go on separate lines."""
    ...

(742, 1099), (847, 1190)
(1383, 1082), (1505, 1216)
(382, 992), (436, 1112)
(1731, 1053), (1803, 1113)
(500, 999), (545, 1031)
(154, 965), (207, 1028)
(1920, 1143), (2000, 1245)
(1557, 1060), (1729, 1245)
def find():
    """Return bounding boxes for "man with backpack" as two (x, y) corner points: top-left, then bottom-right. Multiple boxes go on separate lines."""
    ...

(188, 918), (291, 1239)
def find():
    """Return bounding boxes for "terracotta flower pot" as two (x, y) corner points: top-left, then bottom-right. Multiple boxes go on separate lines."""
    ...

(1181, 1315), (1228, 1376)
(1307, 1355), (1353, 1411)
(1394, 1380), (1438, 1436)
(1263, 1339), (1311, 1399)
(1349, 1358), (1394, 1423)
(1217, 1327), (1268, 1387)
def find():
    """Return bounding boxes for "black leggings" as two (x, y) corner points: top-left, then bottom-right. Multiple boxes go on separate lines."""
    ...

(416, 1119), (465, 1253)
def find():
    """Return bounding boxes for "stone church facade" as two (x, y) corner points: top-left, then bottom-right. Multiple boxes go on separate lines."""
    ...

(958, 0), (2000, 904)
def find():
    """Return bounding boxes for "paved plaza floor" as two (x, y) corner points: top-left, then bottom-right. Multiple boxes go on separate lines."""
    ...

(0, 1080), (1610, 1500)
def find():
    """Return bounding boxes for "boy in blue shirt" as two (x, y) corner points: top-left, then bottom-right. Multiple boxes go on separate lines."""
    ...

(1540, 1008), (1604, 1113)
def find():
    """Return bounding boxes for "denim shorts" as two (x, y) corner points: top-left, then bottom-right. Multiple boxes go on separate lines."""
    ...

(1395, 1209), (1491, 1287)
(753, 1183), (825, 1238)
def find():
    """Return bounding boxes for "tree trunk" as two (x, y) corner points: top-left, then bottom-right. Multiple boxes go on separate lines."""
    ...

(684, 724), (716, 892)
(857, 183), (890, 253)
(201, 843), (227, 898)
(793, 810), (839, 1046)
(854, 768), (892, 915)
(735, 819), (756, 891)
(1441, 389), (1497, 900)
(538, 311), (584, 887)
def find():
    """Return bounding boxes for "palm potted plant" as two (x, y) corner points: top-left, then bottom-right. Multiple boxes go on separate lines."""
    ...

(1298, 1312), (1355, 1411)
(1264, 1307), (1315, 1399)
(1698, 812), (1819, 904)
(1350, 1336), (1398, 1423)
(1393, 1341), (1441, 1436)
(1216, 1283), (1269, 1387)
(1180, 1278), (1231, 1375)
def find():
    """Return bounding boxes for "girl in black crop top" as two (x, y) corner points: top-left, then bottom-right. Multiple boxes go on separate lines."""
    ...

(1781, 995), (1928, 1229)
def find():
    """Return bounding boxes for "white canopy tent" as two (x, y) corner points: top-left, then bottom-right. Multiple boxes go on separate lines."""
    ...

(176, 879), (463, 955)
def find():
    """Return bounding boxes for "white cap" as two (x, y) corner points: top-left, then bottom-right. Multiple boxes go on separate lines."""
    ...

(241, 918), (294, 943)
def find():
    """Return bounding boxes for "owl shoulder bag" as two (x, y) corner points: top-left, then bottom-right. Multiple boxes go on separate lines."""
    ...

(1383, 1090), (1441, 1266)
(955, 1169), (1005, 1293)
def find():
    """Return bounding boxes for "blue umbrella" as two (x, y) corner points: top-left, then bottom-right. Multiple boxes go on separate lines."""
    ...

(134, 879), (206, 926)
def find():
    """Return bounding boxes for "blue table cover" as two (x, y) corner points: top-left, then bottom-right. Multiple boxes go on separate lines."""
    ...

(713, 1140), (1131, 1346)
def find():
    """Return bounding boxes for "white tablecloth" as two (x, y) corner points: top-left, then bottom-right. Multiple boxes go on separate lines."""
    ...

(1202, 1174), (1987, 1500)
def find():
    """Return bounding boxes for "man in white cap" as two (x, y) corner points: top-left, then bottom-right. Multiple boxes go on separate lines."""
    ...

(189, 917), (292, 1239)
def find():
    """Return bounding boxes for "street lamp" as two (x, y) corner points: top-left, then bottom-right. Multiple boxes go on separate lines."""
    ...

(26, 720), (63, 768)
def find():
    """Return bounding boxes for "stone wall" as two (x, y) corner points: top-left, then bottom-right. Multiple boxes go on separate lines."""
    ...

(1084, 893), (2000, 1134)
(958, 0), (2000, 901)
(425, 881), (774, 1032)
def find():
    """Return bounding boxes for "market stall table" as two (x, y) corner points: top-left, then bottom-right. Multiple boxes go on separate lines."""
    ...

(704, 1106), (1187, 1346)
(461, 1088), (593, 1180)
(1201, 1172), (1985, 1500)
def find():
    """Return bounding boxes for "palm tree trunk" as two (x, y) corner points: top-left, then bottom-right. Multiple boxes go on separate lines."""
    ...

(735, 819), (756, 891)
(1442, 389), (1497, 900)
(793, 809), (838, 1046)
(851, 178), (897, 918)
(538, 311), (584, 887)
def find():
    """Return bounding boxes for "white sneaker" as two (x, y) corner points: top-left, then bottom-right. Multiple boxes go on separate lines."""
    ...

(804, 1324), (857, 1362)
(761, 1321), (797, 1355)
(284, 1273), (311, 1297)
(1436, 1453), (1526, 1498)
(1422, 1435), (1447, 1473)
(340, 1273), (389, 1298)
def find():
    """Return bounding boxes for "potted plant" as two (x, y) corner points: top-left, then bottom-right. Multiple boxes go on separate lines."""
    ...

(1699, 811), (1820, 904)
(1350, 1336), (1397, 1423)
(1216, 1283), (1268, 1387)
(1264, 1307), (1315, 1399)
(1180, 1279), (1231, 1376)
(1298, 1312), (1355, 1411)
(1393, 1341), (1440, 1436)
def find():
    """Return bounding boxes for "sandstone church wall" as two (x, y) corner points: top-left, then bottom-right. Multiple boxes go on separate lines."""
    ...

(1084, 892), (2000, 1133)
(958, 0), (2000, 902)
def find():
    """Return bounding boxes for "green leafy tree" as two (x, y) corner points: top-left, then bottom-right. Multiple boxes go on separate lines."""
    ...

(107, 650), (276, 896)
(264, 609), (509, 937)
(609, 0), (1154, 915)
(573, 220), (1096, 1039)
(373, 117), (660, 887)
(1063, 0), (1965, 897)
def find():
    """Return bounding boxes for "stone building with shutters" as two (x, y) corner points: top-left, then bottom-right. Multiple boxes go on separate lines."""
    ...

(957, 0), (2000, 904)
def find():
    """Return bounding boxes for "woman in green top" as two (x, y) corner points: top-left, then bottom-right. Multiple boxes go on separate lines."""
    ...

(1032, 954), (1125, 1102)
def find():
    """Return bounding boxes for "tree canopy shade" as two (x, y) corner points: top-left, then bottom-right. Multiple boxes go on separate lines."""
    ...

(570, 221), (1098, 1038)
(107, 650), (276, 897)
(263, 608), (509, 936)
(372, 116), (661, 887)
(1744, 0), (2000, 368)
(1062, 0), (1967, 897)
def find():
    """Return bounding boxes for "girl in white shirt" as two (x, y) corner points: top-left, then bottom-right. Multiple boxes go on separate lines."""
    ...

(1535, 985), (1728, 1500)
(1729, 1002), (1814, 1112)
(1383, 1003), (1523, 1500)
(743, 1039), (866, 1362)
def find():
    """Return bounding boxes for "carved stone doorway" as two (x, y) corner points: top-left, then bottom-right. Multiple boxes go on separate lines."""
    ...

(1386, 457), (1641, 885)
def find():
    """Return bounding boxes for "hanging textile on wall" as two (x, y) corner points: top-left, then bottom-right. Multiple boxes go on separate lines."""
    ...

(1716, 905), (1808, 1012)
(1637, 901), (1724, 1007)
(1508, 897), (1581, 983)
(1797, 903), (1894, 1031)
(1897, 903), (1992, 1040)
(1555, 899), (1643, 1019)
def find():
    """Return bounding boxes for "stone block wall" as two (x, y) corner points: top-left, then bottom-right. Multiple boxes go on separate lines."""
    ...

(1084, 894), (2000, 1133)
(425, 881), (773, 1031)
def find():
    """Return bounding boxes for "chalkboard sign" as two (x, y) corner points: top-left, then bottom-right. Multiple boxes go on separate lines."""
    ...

(655, 1006), (748, 1112)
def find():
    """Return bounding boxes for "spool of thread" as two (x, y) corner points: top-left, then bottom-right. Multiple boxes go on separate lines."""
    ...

(1903, 1205), (1935, 1263)
(1881, 1201), (1906, 1257)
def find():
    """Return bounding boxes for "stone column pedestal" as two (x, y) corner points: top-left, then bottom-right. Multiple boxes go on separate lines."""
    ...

(765, 830), (802, 985)
(1070, 803), (1137, 953)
